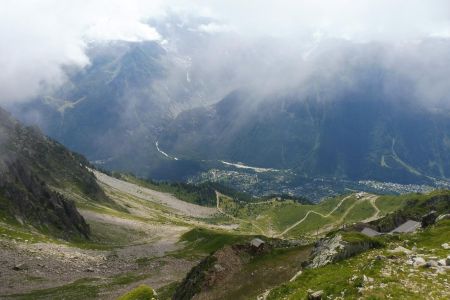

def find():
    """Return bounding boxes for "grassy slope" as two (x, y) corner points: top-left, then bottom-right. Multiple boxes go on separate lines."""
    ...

(268, 220), (450, 300)
(222, 194), (403, 238)
(175, 228), (251, 256)
(117, 284), (157, 300)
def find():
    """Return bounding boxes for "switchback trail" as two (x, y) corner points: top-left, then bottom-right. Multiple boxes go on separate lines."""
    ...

(276, 195), (353, 237)
(277, 194), (381, 237)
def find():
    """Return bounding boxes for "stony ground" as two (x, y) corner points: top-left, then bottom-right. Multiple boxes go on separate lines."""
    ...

(0, 172), (212, 299)
(0, 238), (196, 298)
(94, 171), (217, 218)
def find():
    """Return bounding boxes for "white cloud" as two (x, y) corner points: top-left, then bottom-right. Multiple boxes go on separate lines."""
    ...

(0, 0), (162, 103)
(197, 23), (233, 34)
(188, 0), (450, 41)
(1, 0), (450, 104)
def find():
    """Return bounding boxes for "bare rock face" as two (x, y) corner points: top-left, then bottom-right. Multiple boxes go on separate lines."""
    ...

(308, 234), (345, 268)
(307, 233), (382, 269)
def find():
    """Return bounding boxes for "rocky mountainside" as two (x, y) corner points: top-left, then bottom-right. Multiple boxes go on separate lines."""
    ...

(0, 107), (107, 239)
(0, 160), (90, 239)
(10, 16), (233, 179)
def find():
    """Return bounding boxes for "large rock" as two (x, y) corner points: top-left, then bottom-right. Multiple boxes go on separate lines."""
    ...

(308, 290), (324, 300)
(307, 235), (345, 268)
(307, 233), (382, 269)
(409, 257), (426, 267)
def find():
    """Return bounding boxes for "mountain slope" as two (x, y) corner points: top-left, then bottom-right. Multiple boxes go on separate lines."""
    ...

(159, 88), (450, 184)
(12, 33), (226, 180)
(0, 107), (108, 238)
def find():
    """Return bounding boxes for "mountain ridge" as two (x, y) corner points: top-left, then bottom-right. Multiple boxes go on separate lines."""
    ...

(0, 107), (109, 239)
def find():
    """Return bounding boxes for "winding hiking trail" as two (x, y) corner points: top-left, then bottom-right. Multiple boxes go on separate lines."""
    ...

(277, 194), (381, 237)
(215, 191), (383, 238)
(361, 195), (381, 223)
(276, 195), (353, 237)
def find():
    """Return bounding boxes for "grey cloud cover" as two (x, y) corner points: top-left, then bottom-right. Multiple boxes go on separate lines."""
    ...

(1, 0), (450, 104)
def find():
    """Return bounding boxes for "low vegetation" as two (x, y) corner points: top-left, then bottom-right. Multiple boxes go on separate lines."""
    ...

(118, 284), (157, 300)
(268, 218), (450, 299)
(174, 228), (252, 257)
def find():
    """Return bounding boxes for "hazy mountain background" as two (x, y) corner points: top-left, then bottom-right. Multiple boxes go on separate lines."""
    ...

(5, 7), (450, 195)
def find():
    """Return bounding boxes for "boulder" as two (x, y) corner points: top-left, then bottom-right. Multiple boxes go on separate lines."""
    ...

(437, 259), (446, 266)
(411, 257), (426, 267)
(307, 233), (381, 269)
(307, 290), (324, 300)
(424, 261), (438, 268)
(441, 243), (450, 250)
(446, 256), (450, 266)
(307, 235), (344, 268)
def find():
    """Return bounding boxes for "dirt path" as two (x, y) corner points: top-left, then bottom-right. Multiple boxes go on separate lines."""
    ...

(215, 191), (267, 235)
(361, 195), (381, 223)
(277, 194), (382, 237)
(94, 171), (216, 218)
(276, 195), (354, 237)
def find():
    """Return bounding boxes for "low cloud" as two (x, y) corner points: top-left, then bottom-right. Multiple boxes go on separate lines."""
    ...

(1, 0), (450, 107)
(0, 0), (162, 104)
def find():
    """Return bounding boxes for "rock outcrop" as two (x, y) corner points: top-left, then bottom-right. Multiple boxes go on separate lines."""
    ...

(307, 233), (382, 269)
